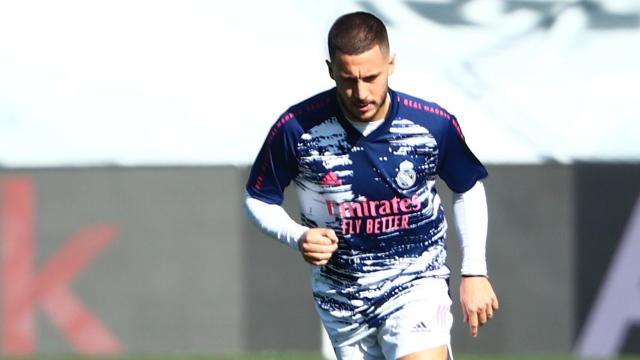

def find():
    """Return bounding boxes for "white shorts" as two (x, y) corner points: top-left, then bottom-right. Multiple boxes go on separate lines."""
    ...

(322, 277), (453, 360)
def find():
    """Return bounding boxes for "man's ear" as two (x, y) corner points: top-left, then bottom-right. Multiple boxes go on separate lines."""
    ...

(326, 59), (335, 80)
(388, 54), (396, 76)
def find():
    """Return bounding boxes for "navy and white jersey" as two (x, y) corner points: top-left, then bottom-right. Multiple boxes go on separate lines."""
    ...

(246, 87), (487, 340)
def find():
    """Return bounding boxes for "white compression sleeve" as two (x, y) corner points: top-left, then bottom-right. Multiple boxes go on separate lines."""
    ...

(244, 192), (309, 250)
(452, 181), (488, 276)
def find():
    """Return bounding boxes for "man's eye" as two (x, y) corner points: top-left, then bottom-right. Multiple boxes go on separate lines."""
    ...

(363, 75), (378, 82)
(341, 77), (357, 83)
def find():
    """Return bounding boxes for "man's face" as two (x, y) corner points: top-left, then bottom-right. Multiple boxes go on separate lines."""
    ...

(328, 45), (395, 122)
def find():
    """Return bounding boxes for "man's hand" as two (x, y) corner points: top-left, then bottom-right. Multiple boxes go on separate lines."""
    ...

(298, 228), (339, 266)
(460, 276), (499, 337)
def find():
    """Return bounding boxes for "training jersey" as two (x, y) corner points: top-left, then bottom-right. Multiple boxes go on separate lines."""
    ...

(246, 87), (487, 339)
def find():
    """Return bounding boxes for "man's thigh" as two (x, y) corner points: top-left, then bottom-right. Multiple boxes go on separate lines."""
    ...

(398, 344), (448, 360)
(378, 278), (453, 360)
(333, 331), (385, 360)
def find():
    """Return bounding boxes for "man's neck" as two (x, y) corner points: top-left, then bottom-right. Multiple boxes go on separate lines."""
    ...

(339, 92), (391, 123)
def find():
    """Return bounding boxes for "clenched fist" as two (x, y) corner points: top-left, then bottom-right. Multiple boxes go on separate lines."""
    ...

(298, 228), (339, 266)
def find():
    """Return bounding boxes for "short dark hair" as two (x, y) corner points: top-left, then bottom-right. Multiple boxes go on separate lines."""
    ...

(328, 11), (389, 60)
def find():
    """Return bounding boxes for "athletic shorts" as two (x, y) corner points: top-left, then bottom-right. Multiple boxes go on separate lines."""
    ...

(320, 277), (453, 360)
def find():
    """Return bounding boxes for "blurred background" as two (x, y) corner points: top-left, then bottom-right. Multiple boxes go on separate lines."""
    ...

(0, 0), (638, 358)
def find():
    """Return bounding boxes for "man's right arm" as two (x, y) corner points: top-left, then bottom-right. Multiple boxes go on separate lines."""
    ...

(244, 192), (309, 250)
(244, 193), (339, 265)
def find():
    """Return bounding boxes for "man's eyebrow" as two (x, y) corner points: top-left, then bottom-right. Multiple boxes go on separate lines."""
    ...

(338, 72), (357, 79)
(339, 72), (381, 80)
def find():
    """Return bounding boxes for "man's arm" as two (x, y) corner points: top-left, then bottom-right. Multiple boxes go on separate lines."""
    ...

(452, 181), (499, 337)
(244, 192), (309, 250)
(244, 193), (338, 265)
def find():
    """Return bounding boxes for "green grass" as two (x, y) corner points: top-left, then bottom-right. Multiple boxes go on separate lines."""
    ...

(0, 356), (322, 360)
(1, 355), (640, 360)
(462, 358), (640, 360)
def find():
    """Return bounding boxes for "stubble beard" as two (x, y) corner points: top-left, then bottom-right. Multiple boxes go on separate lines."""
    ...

(339, 89), (389, 123)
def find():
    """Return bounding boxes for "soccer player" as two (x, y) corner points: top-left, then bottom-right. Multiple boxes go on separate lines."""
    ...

(244, 11), (498, 360)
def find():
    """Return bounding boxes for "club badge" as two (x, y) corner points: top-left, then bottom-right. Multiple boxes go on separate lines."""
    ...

(395, 160), (417, 189)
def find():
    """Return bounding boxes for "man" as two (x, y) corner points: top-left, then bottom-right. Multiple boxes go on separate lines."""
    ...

(245, 11), (498, 360)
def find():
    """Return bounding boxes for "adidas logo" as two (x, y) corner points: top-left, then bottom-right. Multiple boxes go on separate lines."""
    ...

(411, 321), (431, 333)
(321, 171), (342, 186)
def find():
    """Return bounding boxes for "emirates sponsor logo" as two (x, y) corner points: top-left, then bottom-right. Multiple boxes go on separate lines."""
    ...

(325, 195), (421, 235)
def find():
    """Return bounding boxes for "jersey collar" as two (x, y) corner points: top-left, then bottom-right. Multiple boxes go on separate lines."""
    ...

(333, 88), (399, 143)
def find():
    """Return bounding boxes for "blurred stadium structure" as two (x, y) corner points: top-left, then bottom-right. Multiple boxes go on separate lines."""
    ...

(0, 0), (638, 166)
(0, 0), (638, 358)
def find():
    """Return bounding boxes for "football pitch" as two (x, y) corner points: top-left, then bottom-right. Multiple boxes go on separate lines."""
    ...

(1, 355), (640, 360)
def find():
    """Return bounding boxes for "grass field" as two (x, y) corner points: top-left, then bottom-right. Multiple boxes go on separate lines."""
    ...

(1, 354), (640, 360)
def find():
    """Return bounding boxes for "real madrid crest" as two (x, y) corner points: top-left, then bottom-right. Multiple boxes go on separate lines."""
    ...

(395, 160), (417, 189)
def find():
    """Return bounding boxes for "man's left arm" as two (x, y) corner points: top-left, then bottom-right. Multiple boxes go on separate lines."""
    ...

(452, 180), (499, 337)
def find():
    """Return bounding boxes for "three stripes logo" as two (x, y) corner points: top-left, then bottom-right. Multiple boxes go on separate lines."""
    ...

(321, 171), (342, 186)
(411, 320), (431, 333)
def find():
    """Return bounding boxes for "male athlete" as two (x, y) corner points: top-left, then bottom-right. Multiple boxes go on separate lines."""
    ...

(245, 11), (498, 360)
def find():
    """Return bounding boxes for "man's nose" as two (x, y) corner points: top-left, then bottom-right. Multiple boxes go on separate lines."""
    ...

(354, 80), (368, 100)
